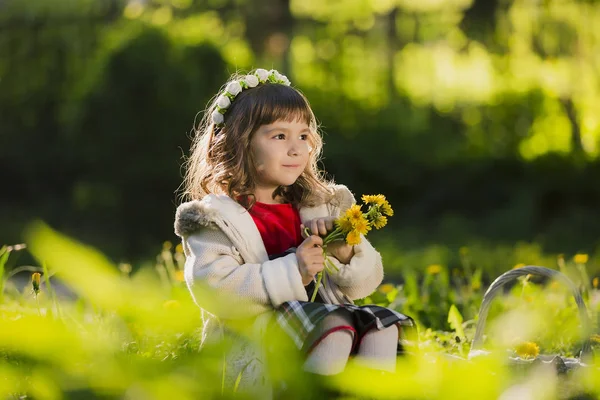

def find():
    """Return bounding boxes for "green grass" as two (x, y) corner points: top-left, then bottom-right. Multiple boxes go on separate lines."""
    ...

(1, 222), (599, 399)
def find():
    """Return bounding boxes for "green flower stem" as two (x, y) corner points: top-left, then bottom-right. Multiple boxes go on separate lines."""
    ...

(323, 232), (345, 243)
(311, 255), (342, 302)
(325, 256), (339, 272)
(365, 206), (378, 220)
(35, 293), (41, 316)
(308, 226), (350, 302)
(311, 272), (323, 302)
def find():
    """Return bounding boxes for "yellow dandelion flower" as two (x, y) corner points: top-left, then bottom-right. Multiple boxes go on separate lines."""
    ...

(380, 201), (394, 217)
(426, 264), (442, 275)
(352, 216), (371, 235)
(163, 300), (181, 310)
(512, 263), (526, 269)
(574, 254), (589, 264)
(372, 215), (387, 229)
(346, 230), (361, 246)
(362, 194), (386, 206)
(514, 341), (540, 359)
(335, 216), (353, 233)
(345, 204), (363, 224)
(31, 272), (41, 294)
(379, 283), (395, 294)
(593, 277), (599, 289)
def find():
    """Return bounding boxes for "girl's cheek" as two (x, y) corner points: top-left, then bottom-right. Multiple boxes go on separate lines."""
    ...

(254, 158), (266, 173)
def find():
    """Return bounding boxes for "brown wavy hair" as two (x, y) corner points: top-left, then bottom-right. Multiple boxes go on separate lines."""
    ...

(181, 70), (333, 208)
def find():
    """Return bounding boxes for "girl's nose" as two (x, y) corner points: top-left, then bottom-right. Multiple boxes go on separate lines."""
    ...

(288, 140), (304, 156)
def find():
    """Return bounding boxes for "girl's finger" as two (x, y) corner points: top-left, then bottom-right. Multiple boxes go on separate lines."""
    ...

(317, 219), (327, 235)
(325, 219), (334, 232)
(305, 234), (323, 247)
(311, 219), (319, 236)
(300, 224), (308, 239)
(308, 248), (324, 259)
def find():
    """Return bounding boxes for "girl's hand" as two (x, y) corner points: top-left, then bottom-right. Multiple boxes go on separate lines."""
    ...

(301, 217), (337, 237)
(301, 217), (355, 264)
(326, 240), (355, 265)
(296, 235), (325, 286)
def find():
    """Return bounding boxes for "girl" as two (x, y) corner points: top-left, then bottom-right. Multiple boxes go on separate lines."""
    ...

(174, 68), (414, 390)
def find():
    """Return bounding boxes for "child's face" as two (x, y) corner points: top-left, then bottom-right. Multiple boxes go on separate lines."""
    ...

(250, 119), (311, 199)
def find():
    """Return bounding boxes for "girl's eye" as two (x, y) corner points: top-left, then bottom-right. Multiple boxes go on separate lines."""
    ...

(274, 133), (286, 140)
(300, 134), (308, 140)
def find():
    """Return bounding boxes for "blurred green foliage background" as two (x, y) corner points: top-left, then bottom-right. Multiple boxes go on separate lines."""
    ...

(2, 0), (600, 275)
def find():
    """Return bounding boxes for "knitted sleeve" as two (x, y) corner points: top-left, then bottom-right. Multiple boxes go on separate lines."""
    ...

(326, 185), (384, 300)
(183, 228), (308, 318)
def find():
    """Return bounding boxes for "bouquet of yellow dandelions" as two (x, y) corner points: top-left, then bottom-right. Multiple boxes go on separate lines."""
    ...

(304, 194), (394, 302)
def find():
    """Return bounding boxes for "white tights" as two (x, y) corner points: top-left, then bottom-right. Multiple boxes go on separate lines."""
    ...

(303, 310), (399, 375)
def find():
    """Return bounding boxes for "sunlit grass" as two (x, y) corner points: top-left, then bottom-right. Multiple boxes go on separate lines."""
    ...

(1, 223), (599, 399)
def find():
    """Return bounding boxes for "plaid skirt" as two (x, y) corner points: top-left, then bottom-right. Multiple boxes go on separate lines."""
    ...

(273, 300), (415, 355)
(266, 249), (414, 355)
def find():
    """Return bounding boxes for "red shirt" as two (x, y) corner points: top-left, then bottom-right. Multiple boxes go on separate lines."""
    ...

(248, 202), (303, 256)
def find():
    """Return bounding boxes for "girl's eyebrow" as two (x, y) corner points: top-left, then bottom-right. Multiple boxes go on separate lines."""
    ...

(264, 126), (311, 133)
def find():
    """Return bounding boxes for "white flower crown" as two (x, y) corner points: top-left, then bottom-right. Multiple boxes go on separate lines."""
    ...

(211, 68), (291, 126)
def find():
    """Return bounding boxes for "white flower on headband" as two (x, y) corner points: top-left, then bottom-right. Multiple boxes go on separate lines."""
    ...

(268, 69), (290, 86)
(212, 110), (224, 125)
(279, 74), (291, 86)
(245, 74), (259, 87)
(226, 81), (242, 96)
(212, 68), (292, 126)
(255, 68), (269, 82)
(216, 95), (231, 109)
